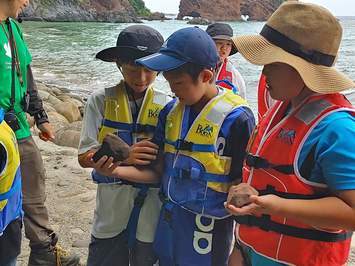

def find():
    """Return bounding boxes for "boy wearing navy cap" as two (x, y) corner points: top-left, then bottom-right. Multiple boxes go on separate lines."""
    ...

(93, 27), (255, 266)
(78, 25), (171, 266)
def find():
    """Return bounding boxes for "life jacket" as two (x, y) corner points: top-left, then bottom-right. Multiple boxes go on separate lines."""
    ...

(0, 108), (22, 235)
(162, 90), (247, 219)
(216, 59), (238, 94)
(91, 81), (171, 247)
(257, 74), (277, 121)
(237, 93), (354, 266)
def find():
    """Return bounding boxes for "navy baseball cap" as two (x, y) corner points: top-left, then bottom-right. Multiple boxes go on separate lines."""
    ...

(136, 27), (219, 72)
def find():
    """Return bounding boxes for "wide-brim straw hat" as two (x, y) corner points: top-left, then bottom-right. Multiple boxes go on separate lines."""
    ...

(232, 1), (355, 93)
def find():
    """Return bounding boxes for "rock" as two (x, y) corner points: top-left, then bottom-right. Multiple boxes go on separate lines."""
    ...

(92, 133), (130, 163)
(187, 17), (210, 25)
(178, 0), (286, 21)
(53, 101), (81, 123)
(43, 102), (56, 113)
(38, 90), (51, 101)
(47, 111), (70, 132)
(47, 94), (63, 106)
(54, 129), (81, 148)
(229, 184), (259, 207)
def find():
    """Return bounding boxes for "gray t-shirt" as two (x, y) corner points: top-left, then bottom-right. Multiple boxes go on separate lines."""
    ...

(78, 87), (161, 241)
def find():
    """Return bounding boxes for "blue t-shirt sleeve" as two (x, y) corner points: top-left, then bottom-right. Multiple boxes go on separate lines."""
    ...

(299, 112), (355, 190)
(221, 107), (256, 182)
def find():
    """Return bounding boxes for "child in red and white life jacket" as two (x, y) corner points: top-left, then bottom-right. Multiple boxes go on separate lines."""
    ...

(206, 23), (247, 99)
(225, 2), (355, 266)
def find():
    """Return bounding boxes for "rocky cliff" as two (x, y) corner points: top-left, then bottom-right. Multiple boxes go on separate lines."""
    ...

(23, 0), (149, 22)
(178, 0), (287, 21)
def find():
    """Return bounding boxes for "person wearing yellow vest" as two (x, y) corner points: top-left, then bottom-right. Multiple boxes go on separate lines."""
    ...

(0, 1), (80, 265)
(92, 27), (255, 266)
(0, 107), (23, 266)
(77, 25), (171, 266)
(225, 2), (355, 266)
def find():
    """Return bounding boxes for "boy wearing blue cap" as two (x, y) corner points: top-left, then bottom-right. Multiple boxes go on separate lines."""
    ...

(93, 27), (255, 266)
(78, 25), (172, 266)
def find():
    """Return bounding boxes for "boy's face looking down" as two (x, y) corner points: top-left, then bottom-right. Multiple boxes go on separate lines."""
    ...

(163, 65), (215, 106)
(119, 62), (157, 93)
(214, 39), (233, 62)
(262, 62), (305, 101)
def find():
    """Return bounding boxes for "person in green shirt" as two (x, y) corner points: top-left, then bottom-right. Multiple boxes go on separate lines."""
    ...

(0, 0), (80, 265)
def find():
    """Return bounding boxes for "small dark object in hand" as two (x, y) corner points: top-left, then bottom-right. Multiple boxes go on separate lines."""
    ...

(92, 133), (130, 163)
(231, 194), (252, 207)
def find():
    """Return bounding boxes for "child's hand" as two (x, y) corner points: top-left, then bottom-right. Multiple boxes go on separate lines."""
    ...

(225, 193), (282, 216)
(125, 140), (159, 166)
(91, 155), (120, 177)
(78, 149), (98, 168)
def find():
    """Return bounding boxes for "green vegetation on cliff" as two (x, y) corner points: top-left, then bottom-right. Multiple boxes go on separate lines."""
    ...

(129, 0), (151, 16)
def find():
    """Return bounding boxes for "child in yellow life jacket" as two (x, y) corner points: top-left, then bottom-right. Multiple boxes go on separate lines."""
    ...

(0, 107), (23, 266)
(77, 25), (172, 266)
(225, 2), (355, 266)
(93, 27), (256, 266)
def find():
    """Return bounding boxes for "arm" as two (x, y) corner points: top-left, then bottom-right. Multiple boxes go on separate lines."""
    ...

(26, 65), (54, 141)
(226, 114), (355, 231)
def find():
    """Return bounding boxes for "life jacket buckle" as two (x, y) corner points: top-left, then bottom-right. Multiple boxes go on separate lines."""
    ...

(246, 154), (270, 169)
(176, 139), (193, 151)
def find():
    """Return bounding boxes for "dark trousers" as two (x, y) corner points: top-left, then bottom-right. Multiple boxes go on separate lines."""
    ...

(87, 231), (157, 266)
(0, 218), (22, 265)
(18, 136), (55, 250)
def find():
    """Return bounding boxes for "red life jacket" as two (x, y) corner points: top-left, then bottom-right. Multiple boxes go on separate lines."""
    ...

(217, 59), (234, 91)
(257, 74), (278, 121)
(237, 93), (354, 266)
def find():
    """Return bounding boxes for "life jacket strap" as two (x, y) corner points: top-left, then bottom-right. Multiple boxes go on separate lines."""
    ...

(236, 214), (352, 242)
(165, 139), (215, 152)
(258, 185), (329, 200)
(169, 167), (231, 183)
(246, 154), (294, 175)
(102, 119), (156, 133)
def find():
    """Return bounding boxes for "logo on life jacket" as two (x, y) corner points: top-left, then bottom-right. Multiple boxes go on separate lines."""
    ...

(196, 124), (213, 138)
(278, 128), (296, 145)
(148, 108), (160, 118)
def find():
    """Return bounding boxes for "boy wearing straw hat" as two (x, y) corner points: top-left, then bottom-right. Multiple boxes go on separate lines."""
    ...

(225, 2), (355, 265)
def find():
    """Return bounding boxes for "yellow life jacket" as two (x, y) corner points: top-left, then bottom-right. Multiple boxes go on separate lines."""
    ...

(163, 90), (247, 218)
(0, 118), (20, 211)
(98, 81), (172, 145)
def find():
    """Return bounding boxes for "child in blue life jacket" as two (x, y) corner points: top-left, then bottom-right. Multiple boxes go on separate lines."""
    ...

(0, 107), (23, 266)
(206, 23), (246, 99)
(225, 2), (355, 266)
(78, 25), (172, 266)
(92, 27), (256, 266)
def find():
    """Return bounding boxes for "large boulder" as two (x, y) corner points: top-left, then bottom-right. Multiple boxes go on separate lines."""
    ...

(53, 101), (82, 123)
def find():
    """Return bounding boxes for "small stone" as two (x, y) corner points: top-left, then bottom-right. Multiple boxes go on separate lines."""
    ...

(57, 180), (68, 187)
(54, 166), (59, 170)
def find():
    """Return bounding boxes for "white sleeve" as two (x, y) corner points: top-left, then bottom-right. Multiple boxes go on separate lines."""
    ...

(78, 89), (105, 155)
(231, 66), (247, 100)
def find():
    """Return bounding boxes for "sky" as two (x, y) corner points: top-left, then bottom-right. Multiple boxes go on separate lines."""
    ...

(143, 0), (355, 16)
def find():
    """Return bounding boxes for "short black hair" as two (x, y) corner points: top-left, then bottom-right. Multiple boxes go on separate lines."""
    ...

(167, 63), (216, 84)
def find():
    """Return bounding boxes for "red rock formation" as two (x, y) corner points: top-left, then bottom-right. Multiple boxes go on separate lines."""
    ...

(178, 0), (287, 21)
(178, 0), (241, 21)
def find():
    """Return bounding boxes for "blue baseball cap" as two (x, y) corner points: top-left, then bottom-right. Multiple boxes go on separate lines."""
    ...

(136, 27), (219, 72)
